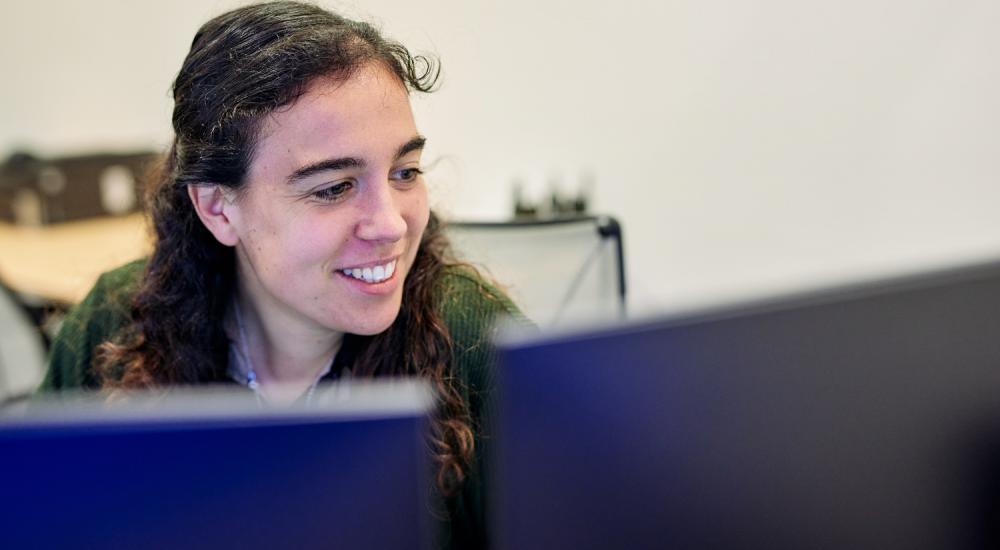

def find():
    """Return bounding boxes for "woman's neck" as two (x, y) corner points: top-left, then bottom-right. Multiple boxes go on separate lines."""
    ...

(231, 291), (343, 403)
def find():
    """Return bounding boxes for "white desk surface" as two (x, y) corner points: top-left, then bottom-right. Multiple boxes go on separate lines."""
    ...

(0, 214), (152, 305)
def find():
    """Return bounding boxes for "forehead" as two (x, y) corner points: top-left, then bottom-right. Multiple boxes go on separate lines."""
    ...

(248, 63), (416, 179)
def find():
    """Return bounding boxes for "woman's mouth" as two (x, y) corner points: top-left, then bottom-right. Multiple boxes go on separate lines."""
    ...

(338, 259), (397, 284)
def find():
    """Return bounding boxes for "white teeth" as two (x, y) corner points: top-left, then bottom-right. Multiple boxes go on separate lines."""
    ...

(341, 260), (397, 284)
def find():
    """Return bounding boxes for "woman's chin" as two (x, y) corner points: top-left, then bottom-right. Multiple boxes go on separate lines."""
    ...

(332, 307), (401, 337)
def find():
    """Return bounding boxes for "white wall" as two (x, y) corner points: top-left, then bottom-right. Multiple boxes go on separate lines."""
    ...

(3, 0), (999, 314)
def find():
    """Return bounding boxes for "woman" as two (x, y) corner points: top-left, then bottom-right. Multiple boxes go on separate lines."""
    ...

(40, 2), (525, 548)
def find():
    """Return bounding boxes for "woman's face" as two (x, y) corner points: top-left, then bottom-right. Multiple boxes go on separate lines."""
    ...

(225, 63), (430, 337)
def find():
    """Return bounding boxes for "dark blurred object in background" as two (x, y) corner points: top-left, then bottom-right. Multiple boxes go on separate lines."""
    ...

(0, 150), (157, 225)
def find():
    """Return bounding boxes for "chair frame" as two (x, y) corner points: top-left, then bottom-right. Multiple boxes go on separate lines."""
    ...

(446, 215), (627, 318)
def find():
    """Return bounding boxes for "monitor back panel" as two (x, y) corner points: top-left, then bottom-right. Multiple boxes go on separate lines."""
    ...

(495, 261), (1000, 550)
(0, 408), (431, 549)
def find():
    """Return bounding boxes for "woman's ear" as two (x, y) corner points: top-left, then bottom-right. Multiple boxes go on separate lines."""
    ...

(187, 184), (240, 247)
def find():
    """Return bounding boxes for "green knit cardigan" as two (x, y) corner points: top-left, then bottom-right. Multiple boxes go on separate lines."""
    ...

(40, 258), (528, 550)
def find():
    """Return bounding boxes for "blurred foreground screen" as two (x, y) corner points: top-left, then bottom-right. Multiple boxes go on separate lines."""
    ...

(0, 381), (434, 550)
(495, 256), (1000, 550)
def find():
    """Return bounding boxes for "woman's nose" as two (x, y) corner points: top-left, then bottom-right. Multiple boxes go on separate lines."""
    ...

(354, 182), (407, 243)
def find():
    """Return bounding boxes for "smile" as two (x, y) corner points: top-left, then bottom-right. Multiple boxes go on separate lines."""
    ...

(339, 259), (397, 284)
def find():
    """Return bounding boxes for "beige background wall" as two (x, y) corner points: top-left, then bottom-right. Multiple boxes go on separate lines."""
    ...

(2, 0), (998, 314)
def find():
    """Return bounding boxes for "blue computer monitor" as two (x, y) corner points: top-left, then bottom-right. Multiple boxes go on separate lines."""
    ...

(494, 259), (1000, 550)
(0, 382), (434, 550)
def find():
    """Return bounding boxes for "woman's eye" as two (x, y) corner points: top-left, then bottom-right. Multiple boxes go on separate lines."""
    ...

(312, 181), (352, 202)
(393, 167), (423, 182)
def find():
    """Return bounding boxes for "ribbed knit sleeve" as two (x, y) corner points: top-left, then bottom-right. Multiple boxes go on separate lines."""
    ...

(435, 267), (533, 549)
(38, 259), (145, 392)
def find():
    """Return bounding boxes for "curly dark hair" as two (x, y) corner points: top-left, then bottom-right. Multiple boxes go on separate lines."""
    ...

(95, 1), (472, 496)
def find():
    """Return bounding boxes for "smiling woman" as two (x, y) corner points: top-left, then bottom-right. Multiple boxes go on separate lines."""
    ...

(37, 2), (527, 548)
(190, 67), (432, 360)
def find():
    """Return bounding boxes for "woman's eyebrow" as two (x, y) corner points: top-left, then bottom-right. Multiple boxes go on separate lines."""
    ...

(396, 135), (426, 159)
(285, 135), (426, 185)
(286, 156), (365, 184)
